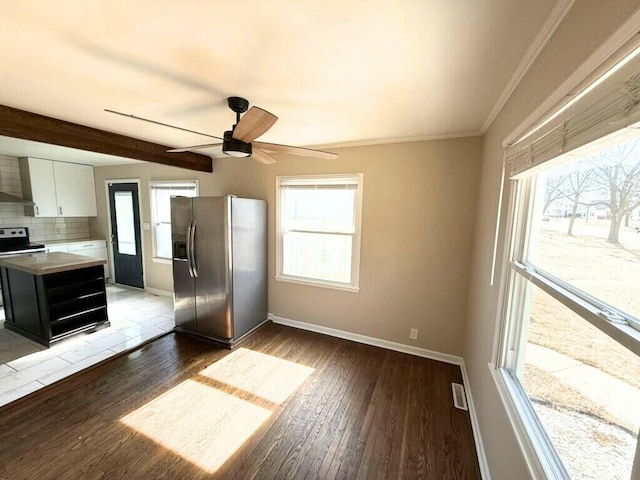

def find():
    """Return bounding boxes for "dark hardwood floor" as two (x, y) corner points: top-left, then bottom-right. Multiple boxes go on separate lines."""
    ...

(0, 323), (481, 479)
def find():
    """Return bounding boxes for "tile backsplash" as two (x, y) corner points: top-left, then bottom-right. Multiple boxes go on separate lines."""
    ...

(0, 156), (90, 242)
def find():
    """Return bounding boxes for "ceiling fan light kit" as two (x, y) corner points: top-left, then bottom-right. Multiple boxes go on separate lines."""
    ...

(222, 130), (252, 157)
(106, 96), (337, 164)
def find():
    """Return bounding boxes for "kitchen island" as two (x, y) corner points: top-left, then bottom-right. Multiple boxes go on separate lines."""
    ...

(0, 252), (109, 347)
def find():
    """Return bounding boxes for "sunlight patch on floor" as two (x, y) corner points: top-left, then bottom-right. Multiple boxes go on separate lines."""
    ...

(120, 348), (315, 473)
(198, 347), (315, 404)
(120, 379), (272, 473)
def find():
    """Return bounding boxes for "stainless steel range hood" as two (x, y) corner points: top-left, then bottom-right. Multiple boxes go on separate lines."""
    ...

(0, 192), (34, 205)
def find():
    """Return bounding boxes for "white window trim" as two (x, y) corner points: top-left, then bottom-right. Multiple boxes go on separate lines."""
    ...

(495, 166), (640, 479)
(491, 24), (640, 478)
(493, 175), (586, 480)
(151, 257), (172, 265)
(275, 173), (363, 293)
(149, 180), (199, 261)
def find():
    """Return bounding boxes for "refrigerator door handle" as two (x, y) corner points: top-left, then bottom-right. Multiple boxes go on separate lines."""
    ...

(186, 221), (194, 278)
(191, 222), (198, 278)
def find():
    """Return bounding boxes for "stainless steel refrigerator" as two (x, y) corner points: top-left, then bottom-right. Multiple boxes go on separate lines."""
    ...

(171, 195), (267, 347)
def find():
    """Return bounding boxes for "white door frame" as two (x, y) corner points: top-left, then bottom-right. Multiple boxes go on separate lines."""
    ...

(104, 179), (146, 288)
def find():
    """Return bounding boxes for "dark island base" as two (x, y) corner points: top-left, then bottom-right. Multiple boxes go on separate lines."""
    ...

(1, 264), (109, 347)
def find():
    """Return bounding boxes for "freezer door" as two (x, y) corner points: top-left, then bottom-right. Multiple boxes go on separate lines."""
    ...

(231, 198), (268, 339)
(171, 197), (196, 331)
(192, 196), (233, 339)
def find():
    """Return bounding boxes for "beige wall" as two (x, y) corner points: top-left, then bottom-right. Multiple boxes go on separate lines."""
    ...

(91, 157), (268, 292)
(92, 137), (481, 356)
(464, 1), (640, 478)
(266, 139), (480, 355)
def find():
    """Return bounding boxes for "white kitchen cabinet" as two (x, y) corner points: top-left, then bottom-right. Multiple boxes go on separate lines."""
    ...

(20, 157), (98, 217)
(46, 244), (69, 253)
(68, 241), (109, 279)
(46, 240), (109, 278)
(54, 161), (97, 217)
(19, 158), (59, 217)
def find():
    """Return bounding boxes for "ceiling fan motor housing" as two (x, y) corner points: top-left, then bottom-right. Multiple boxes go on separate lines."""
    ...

(222, 130), (252, 157)
(227, 96), (249, 113)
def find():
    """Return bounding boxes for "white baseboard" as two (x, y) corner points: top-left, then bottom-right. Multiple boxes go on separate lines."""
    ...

(268, 313), (463, 365)
(268, 313), (490, 479)
(461, 360), (492, 480)
(145, 287), (173, 297)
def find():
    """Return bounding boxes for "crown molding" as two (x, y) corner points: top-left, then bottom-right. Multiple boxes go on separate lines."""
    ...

(480, 0), (575, 135)
(310, 130), (482, 151)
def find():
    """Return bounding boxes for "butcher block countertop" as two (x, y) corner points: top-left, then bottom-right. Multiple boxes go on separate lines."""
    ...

(0, 252), (106, 275)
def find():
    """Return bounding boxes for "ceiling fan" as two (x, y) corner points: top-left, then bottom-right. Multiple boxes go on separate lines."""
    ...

(105, 97), (337, 164)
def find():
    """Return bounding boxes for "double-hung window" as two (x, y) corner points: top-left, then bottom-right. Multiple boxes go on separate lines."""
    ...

(276, 174), (363, 292)
(496, 42), (640, 479)
(149, 181), (198, 260)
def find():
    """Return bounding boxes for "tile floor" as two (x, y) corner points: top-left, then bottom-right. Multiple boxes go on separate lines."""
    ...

(0, 284), (174, 408)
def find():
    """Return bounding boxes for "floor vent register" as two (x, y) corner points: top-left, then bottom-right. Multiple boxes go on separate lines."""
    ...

(451, 382), (468, 411)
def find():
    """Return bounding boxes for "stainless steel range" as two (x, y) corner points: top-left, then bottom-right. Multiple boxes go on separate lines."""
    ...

(0, 227), (45, 307)
(0, 228), (45, 256)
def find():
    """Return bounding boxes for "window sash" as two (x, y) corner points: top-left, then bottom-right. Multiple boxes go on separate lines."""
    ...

(280, 188), (357, 235)
(511, 261), (640, 357)
(503, 172), (640, 358)
(498, 170), (640, 477)
(276, 174), (363, 290)
(149, 181), (198, 259)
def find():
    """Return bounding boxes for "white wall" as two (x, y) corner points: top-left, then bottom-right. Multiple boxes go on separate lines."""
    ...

(464, 1), (640, 478)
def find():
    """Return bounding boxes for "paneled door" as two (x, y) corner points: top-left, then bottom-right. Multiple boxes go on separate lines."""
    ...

(108, 182), (144, 288)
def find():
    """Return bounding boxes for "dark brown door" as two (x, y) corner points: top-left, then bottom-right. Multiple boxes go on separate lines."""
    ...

(108, 183), (144, 288)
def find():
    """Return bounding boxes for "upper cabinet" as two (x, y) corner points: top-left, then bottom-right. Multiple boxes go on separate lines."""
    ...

(20, 157), (58, 217)
(19, 157), (98, 217)
(52, 161), (97, 217)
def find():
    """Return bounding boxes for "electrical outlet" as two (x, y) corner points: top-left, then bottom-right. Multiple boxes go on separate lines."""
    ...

(409, 328), (418, 340)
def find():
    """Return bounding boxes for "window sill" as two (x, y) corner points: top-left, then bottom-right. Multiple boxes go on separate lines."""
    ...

(489, 364), (569, 480)
(274, 275), (360, 293)
(151, 257), (172, 265)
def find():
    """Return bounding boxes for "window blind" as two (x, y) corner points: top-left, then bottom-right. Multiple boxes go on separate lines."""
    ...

(279, 175), (359, 190)
(505, 46), (640, 178)
(149, 182), (197, 192)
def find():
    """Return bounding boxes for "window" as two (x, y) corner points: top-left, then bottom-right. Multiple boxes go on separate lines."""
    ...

(149, 181), (198, 260)
(496, 44), (640, 479)
(275, 174), (363, 292)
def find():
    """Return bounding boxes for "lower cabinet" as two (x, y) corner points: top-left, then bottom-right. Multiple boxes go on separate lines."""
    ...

(46, 240), (110, 279)
(1, 265), (109, 347)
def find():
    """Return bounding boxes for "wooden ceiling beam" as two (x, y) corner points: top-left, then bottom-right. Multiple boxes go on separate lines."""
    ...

(0, 105), (213, 172)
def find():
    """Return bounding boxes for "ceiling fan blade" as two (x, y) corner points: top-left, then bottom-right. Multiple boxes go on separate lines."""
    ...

(232, 107), (278, 143)
(253, 141), (337, 160)
(105, 109), (223, 140)
(252, 148), (277, 165)
(167, 143), (223, 153)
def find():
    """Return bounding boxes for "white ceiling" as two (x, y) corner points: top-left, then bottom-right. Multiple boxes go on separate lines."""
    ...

(0, 0), (559, 165)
